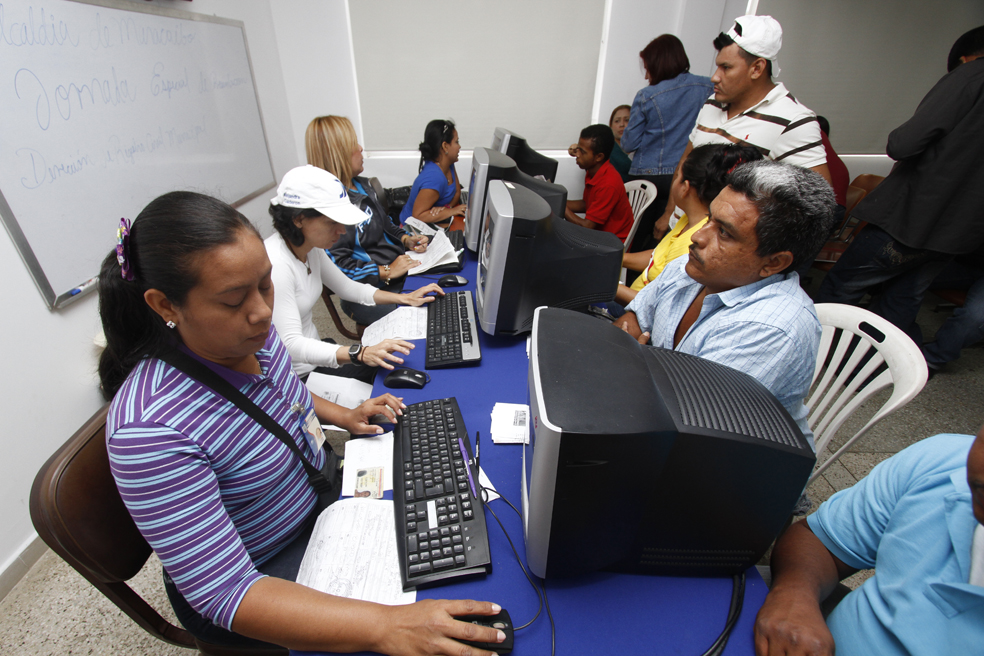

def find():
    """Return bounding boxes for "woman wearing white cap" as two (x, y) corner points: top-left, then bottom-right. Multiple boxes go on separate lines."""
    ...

(266, 165), (443, 380)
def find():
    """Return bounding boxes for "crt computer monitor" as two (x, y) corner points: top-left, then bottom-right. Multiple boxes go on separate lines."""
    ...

(522, 307), (816, 579)
(465, 147), (568, 253)
(475, 181), (622, 336)
(491, 127), (559, 183)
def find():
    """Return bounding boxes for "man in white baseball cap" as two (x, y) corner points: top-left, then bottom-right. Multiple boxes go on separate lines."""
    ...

(651, 15), (831, 242)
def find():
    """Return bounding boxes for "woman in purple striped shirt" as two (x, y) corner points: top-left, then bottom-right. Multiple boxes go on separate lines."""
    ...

(98, 192), (505, 654)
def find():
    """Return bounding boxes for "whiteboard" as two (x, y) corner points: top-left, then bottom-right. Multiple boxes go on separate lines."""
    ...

(0, 0), (276, 308)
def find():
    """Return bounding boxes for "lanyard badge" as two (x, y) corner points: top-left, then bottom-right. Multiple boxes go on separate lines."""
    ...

(292, 402), (325, 455)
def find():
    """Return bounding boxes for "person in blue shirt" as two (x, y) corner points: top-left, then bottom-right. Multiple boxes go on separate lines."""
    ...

(755, 426), (984, 656)
(620, 34), (713, 252)
(399, 119), (466, 227)
(615, 160), (835, 445)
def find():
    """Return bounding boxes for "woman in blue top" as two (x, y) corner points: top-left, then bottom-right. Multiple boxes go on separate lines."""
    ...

(620, 34), (713, 252)
(399, 119), (466, 227)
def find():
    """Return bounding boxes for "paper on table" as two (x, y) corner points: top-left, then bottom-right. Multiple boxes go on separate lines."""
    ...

(296, 499), (415, 606)
(306, 373), (374, 431)
(341, 432), (394, 496)
(491, 402), (530, 444)
(478, 466), (500, 502)
(406, 230), (460, 275)
(403, 216), (438, 237)
(361, 306), (428, 346)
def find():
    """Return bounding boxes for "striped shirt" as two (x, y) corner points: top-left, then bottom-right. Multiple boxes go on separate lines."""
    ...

(626, 257), (820, 446)
(689, 83), (826, 169)
(106, 328), (323, 630)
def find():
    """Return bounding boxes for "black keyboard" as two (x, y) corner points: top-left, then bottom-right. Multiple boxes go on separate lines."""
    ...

(393, 398), (491, 591)
(426, 290), (482, 369)
(446, 229), (464, 251)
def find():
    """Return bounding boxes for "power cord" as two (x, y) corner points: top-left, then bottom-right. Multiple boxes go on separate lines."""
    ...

(482, 484), (740, 656)
(480, 485), (556, 656)
(698, 573), (745, 656)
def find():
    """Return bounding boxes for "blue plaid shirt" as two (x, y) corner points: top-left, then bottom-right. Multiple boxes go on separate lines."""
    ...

(627, 257), (820, 446)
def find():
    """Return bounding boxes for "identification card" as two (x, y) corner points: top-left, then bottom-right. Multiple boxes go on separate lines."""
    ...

(354, 467), (384, 498)
(301, 407), (326, 454)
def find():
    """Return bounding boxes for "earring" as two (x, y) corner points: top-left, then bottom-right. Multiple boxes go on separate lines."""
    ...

(166, 321), (176, 329)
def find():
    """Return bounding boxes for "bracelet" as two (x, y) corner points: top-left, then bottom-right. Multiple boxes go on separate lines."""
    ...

(357, 346), (366, 364)
(382, 264), (391, 285)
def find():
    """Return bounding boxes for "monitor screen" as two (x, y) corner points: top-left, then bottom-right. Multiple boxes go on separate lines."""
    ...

(475, 181), (622, 335)
(465, 147), (568, 253)
(491, 127), (558, 182)
(522, 307), (816, 579)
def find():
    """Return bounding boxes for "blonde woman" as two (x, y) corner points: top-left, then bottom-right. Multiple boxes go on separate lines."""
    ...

(305, 115), (431, 324)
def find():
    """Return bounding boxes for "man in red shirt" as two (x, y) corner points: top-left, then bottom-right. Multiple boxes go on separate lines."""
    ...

(565, 124), (634, 241)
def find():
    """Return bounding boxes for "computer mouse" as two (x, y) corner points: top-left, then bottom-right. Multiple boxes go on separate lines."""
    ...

(455, 608), (514, 654)
(383, 367), (429, 390)
(438, 274), (468, 287)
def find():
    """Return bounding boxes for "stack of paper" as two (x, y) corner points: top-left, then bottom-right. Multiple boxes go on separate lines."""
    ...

(360, 306), (428, 346)
(295, 499), (415, 606)
(406, 230), (461, 275)
(490, 403), (530, 444)
(403, 217), (438, 237)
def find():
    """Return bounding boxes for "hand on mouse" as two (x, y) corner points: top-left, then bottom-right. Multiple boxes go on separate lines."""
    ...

(361, 339), (413, 370)
(345, 394), (406, 434)
(401, 283), (444, 306)
(373, 599), (506, 656)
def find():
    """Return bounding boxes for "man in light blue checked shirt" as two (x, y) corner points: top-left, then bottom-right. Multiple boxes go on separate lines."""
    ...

(616, 160), (835, 447)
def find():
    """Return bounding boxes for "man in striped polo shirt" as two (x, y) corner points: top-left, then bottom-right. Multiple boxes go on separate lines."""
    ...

(653, 15), (830, 240)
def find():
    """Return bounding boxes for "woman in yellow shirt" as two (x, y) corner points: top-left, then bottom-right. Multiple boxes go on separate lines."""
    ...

(615, 143), (763, 306)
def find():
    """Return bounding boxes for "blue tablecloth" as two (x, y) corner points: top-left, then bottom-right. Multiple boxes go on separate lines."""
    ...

(294, 252), (767, 655)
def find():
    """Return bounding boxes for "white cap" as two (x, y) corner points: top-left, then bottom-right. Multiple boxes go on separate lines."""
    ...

(726, 15), (782, 77)
(270, 165), (366, 225)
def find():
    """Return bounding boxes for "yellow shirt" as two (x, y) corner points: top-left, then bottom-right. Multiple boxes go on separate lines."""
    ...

(630, 213), (708, 291)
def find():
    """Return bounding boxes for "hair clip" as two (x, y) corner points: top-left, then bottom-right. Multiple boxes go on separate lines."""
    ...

(727, 158), (746, 176)
(116, 217), (135, 281)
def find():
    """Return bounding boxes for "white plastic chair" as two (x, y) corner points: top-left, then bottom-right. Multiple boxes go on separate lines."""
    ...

(621, 180), (658, 282)
(806, 303), (928, 485)
(623, 180), (657, 248)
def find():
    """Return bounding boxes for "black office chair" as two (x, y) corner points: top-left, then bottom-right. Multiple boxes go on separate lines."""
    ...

(29, 404), (287, 656)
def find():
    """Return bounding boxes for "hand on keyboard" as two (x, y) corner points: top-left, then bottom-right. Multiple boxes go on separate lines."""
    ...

(362, 339), (414, 370)
(402, 283), (444, 307)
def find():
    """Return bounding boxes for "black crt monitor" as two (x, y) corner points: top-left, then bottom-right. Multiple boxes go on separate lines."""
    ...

(491, 127), (559, 183)
(475, 181), (622, 336)
(465, 148), (568, 253)
(523, 307), (816, 579)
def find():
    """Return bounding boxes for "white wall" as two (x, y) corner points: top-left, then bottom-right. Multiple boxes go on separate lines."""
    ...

(0, 0), (300, 598)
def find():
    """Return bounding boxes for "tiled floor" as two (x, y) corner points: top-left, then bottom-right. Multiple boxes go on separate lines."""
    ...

(2, 293), (981, 655)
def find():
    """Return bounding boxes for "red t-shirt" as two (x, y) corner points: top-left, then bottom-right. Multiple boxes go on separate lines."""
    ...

(583, 160), (634, 241)
(821, 132), (849, 208)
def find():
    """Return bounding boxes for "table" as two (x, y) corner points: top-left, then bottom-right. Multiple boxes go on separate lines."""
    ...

(296, 252), (768, 655)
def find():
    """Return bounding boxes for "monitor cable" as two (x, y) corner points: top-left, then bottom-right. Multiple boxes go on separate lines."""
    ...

(481, 485), (556, 656)
(698, 572), (745, 656)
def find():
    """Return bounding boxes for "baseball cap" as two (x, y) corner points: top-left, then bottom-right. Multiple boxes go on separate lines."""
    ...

(270, 165), (366, 225)
(726, 15), (782, 77)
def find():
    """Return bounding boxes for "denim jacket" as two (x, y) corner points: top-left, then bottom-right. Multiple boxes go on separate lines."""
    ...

(620, 72), (713, 176)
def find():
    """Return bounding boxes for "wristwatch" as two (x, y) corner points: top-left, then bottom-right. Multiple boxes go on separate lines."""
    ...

(347, 344), (363, 364)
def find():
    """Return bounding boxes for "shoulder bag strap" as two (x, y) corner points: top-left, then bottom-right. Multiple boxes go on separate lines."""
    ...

(157, 349), (335, 494)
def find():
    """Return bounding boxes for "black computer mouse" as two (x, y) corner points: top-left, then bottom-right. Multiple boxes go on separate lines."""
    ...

(455, 608), (514, 654)
(438, 274), (468, 287)
(383, 367), (429, 390)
